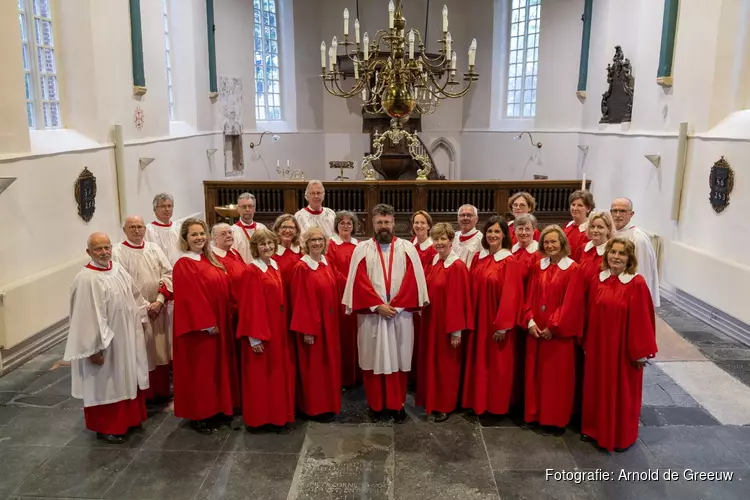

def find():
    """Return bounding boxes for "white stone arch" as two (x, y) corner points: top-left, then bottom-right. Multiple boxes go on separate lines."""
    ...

(428, 137), (458, 179)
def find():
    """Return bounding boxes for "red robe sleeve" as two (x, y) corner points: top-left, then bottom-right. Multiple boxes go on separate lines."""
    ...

(627, 276), (658, 361)
(236, 265), (273, 341)
(548, 264), (585, 338)
(521, 263), (540, 328)
(350, 259), (385, 313)
(442, 262), (473, 334)
(172, 259), (217, 337)
(290, 264), (322, 337)
(494, 258), (524, 331)
(390, 257), (420, 311)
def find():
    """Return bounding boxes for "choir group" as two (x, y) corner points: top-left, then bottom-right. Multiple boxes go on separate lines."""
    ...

(64, 180), (658, 454)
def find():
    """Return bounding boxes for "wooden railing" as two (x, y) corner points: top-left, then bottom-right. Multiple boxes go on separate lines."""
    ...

(204, 180), (590, 236)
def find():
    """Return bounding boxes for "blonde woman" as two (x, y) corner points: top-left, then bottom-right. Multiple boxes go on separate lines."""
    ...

(173, 218), (239, 434)
(577, 211), (614, 280)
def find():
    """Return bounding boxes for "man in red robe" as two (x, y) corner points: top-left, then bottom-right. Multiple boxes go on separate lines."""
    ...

(342, 204), (429, 422)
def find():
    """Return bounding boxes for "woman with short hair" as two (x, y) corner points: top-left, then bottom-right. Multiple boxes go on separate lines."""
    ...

(508, 192), (540, 245)
(564, 190), (595, 259)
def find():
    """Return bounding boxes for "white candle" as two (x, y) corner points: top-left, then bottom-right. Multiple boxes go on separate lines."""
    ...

(451, 51), (456, 70)
(354, 56), (359, 79)
(320, 41), (326, 69)
(329, 47), (334, 71)
(408, 30), (415, 59)
(277, 160), (280, 167)
(442, 5), (448, 32)
(446, 32), (452, 58)
(388, 0), (395, 29)
(332, 36), (338, 53)
(582, 173), (586, 190)
(344, 8), (349, 36)
(287, 160), (290, 167)
(355, 19), (360, 44)
(363, 32), (369, 60)
(362, 88), (367, 101)
(468, 38), (477, 66)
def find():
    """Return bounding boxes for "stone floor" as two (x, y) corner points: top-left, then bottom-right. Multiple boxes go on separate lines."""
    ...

(2, 300), (750, 500)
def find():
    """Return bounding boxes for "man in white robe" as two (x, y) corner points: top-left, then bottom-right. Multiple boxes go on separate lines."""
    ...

(64, 232), (150, 444)
(452, 204), (483, 268)
(231, 192), (268, 263)
(145, 192), (182, 265)
(113, 216), (174, 402)
(294, 180), (336, 238)
(611, 197), (661, 307)
(342, 204), (429, 422)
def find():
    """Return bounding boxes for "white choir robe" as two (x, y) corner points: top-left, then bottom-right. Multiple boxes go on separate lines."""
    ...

(452, 228), (483, 269)
(112, 241), (174, 370)
(342, 238), (429, 375)
(615, 223), (661, 307)
(64, 261), (150, 407)
(231, 220), (268, 264)
(145, 220), (182, 266)
(294, 206), (336, 238)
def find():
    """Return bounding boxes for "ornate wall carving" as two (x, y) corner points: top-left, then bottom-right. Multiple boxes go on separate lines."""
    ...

(600, 46), (634, 124)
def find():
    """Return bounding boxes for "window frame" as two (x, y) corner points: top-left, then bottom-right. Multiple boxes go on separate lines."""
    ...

(253, 0), (282, 122)
(18, 0), (62, 129)
(162, 0), (175, 120)
(505, 0), (541, 119)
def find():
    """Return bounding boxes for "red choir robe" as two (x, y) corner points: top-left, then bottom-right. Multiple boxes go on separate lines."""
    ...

(213, 247), (247, 320)
(511, 240), (541, 406)
(565, 220), (590, 261)
(272, 245), (303, 382)
(462, 248), (525, 415)
(582, 271), (657, 451)
(236, 258), (295, 428)
(290, 255), (342, 416)
(522, 256), (585, 427)
(509, 220), (541, 246)
(410, 237), (437, 387)
(172, 253), (240, 421)
(327, 235), (361, 387)
(416, 252), (473, 414)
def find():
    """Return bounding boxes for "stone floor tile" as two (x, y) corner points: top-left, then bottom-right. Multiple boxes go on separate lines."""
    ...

(0, 391), (18, 405)
(639, 426), (747, 469)
(141, 414), (233, 452)
(493, 470), (600, 500)
(714, 426), (750, 466)
(481, 427), (576, 471)
(222, 420), (307, 454)
(664, 468), (750, 500)
(0, 408), (83, 447)
(195, 452), (299, 500)
(641, 384), (674, 406)
(0, 369), (45, 393)
(0, 444), (59, 499)
(0, 406), (24, 426)
(8, 394), (71, 407)
(20, 366), (72, 396)
(639, 406), (720, 427)
(66, 411), (168, 450)
(562, 433), (659, 471)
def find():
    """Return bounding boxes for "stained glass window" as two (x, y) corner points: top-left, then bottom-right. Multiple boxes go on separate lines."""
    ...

(506, 0), (541, 118)
(254, 0), (281, 121)
(163, 0), (174, 120)
(19, 0), (61, 128)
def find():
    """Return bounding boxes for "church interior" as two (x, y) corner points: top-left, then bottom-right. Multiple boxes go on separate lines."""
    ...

(1, 0), (750, 498)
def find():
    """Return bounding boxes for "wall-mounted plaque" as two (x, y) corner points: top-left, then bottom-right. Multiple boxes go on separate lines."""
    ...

(600, 46), (634, 124)
(74, 167), (97, 222)
(709, 156), (734, 213)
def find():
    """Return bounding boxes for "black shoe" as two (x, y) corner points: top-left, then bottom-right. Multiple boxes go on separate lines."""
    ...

(521, 421), (539, 430)
(432, 412), (449, 423)
(191, 419), (217, 435)
(271, 424), (292, 434)
(614, 445), (631, 453)
(393, 408), (407, 424)
(368, 407), (383, 422)
(580, 433), (594, 442)
(96, 433), (126, 444)
(311, 412), (335, 423)
(540, 425), (565, 437)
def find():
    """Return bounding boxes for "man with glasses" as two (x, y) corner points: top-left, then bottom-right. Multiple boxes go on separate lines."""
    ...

(294, 180), (336, 238)
(232, 192), (268, 263)
(611, 198), (660, 307)
(452, 204), (483, 268)
(146, 193), (182, 265)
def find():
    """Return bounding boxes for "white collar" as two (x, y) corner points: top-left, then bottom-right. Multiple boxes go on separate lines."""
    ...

(599, 268), (637, 284)
(301, 254), (328, 270)
(331, 234), (358, 246)
(238, 219), (256, 228)
(179, 251), (201, 261)
(412, 236), (433, 251)
(276, 244), (301, 256)
(478, 247), (513, 262)
(460, 228), (479, 238)
(512, 240), (539, 254)
(540, 256), (574, 270)
(617, 223), (637, 235)
(431, 251), (460, 268)
(88, 260), (111, 269)
(584, 240), (607, 256)
(251, 258), (278, 272)
(566, 220), (590, 232)
(508, 220), (515, 226)
(212, 246), (228, 258)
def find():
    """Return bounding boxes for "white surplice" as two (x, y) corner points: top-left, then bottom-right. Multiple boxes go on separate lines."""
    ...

(294, 206), (336, 238)
(145, 220), (182, 265)
(342, 238), (429, 375)
(615, 223), (660, 307)
(112, 241), (174, 369)
(231, 220), (268, 264)
(452, 228), (483, 269)
(64, 261), (150, 407)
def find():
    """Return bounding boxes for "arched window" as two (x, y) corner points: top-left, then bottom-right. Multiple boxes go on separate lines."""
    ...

(162, 0), (174, 120)
(254, 0), (281, 121)
(506, 0), (541, 118)
(18, 0), (61, 129)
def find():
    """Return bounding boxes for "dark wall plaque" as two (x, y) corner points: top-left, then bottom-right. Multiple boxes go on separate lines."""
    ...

(600, 46), (634, 124)
(709, 156), (734, 213)
(74, 167), (97, 222)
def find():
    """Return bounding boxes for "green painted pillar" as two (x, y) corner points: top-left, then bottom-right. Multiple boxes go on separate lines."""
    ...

(657, 0), (679, 86)
(576, 0), (593, 98)
(206, 0), (218, 97)
(129, 0), (147, 95)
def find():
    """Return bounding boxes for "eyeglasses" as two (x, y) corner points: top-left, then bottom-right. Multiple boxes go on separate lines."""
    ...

(338, 221), (353, 226)
(458, 213), (476, 218)
(308, 237), (325, 243)
(308, 192), (324, 197)
(610, 209), (630, 214)
(280, 226), (297, 231)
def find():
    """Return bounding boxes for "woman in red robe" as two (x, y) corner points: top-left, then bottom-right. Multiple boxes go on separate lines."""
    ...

(172, 218), (239, 434)
(578, 211), (614, 285)
(508, 192), (541, 245)
(326, 211), (361, 388)
(564, 190), (595, 260)
(523, 225), (585, 436)
(582, 238), (657, 452)
(290, 227), (342, 420)
(236, 228), (295, 433)
(417, 223), (472, 421)
(271, 214), (304, 299)
(410, 210), (436, 388)
(462, 216), (525, 420)
(511, 213), (541, 288)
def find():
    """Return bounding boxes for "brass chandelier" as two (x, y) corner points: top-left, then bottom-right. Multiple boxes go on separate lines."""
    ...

(320, 0), (479, 180)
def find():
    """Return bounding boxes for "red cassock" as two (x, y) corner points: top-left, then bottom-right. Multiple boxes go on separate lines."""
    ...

(236, 261), (295, 427)
(512, 242), (542, 290)
(271, 247), (303, 385)
(510, 221), (541, 246)
(582, 272), (657, 451)
(214, 248), (247, 320)
(462, 250), (525, 415)
(411, 238), (437, 387)
(522, 257), (585, 427)
(172, 255), (240, 421)
(290, 257), (342, 416)
(327, 237), (361, 387)
(416, 254), (473, 414)
(565, 221), (590, 261)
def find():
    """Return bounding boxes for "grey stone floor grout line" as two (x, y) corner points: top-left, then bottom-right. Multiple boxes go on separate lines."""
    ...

(99, 447), (144, 500)
(283, 422), (313, 500)
(190, 446), (226, 500)
(559, 431), (580, 470)
(713, 429), (750, 469)
(477, 421), (503, 500)
(9, 441), (66, 498)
